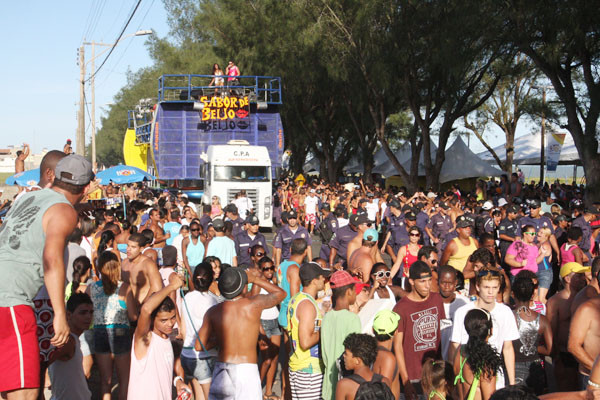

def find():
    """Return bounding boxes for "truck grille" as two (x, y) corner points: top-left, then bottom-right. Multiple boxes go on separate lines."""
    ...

(227, 189), (259, 208)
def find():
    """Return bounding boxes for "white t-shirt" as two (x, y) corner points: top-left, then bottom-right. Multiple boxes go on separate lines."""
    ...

(305, 195), (319, 214)
(49, 334), (92, 400)
(181, 291), (219, 359)
(450, 301), (520, 389)
(440, 294), (470, 361)
(234, 196), (253, 219)
(337, 217), (349, 228)
(365, 201), (379, 221)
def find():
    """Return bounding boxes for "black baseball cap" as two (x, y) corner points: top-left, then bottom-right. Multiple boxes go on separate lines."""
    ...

(299, 262), (332, 283)
(288, 210), (298, 219)
(507, 204), (519, 214)
(456, 215), (473, 228)
(388, 199), (401, 208)
(212, 218), (225, 229)
(350, 213), (370, 226)
(245, 214), (259, 225)
(438, 201), (450, 210)
(409, 261), (432, 280)
(404, 210), (417, 221)
(529, 199), (542, 209)
(320, 202), (330, 210)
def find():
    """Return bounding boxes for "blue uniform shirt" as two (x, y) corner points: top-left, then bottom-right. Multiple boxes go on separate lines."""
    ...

(519, 215), (554, 234)
(328, 224), (357, 262)
(234, 231), (268, 266)
(571, 215), (592, 251)
(230, 217), (245, 237)
(274, 225), (312, 261)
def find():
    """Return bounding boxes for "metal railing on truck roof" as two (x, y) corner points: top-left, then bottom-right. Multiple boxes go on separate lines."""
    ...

(157, 74), (282, 105)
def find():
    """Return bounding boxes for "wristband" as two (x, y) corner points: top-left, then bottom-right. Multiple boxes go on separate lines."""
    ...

(173, 376), (184, 387)
(589, 380), (600, 389)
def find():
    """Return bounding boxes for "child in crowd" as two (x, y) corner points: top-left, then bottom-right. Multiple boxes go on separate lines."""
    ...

(421, 359), (454, 400)
(48, 293), (94, 400)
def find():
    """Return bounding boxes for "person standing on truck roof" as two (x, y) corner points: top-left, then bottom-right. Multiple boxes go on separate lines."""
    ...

(274, 209), (312, 266)
(225, 60), (240, 86)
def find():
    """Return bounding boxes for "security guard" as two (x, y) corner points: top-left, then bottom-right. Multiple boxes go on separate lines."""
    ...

(273, 209), (312, 265)
(328, 213), (363, 268)
(571, 207), (595, 262)
(498, 204), (522, 260)
(234, 214), (268, 266)
(426, 201), (454, 253)
(386, 210), (419, 263)
(519, 198), (559, 254)
(224, 204), (245, 237)
(317, 203), (338, 260)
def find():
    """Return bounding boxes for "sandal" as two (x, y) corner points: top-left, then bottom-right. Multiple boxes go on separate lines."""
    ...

(263, 394), (280, 400)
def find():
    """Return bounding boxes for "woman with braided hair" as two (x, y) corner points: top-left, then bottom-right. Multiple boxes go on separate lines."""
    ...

(453, 308), (503, 400)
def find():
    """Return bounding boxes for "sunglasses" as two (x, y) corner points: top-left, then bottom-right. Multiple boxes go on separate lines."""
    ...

(477, 268), (501, 277)
(429, 258), (438, 264)
(191, 228), (200, 232)
(524, 232), (536, 236)
(410, 233), (420, 237)
(262, 266), (275, 272)
(373, 270), (391, 279)
(254, 252), (265, 257)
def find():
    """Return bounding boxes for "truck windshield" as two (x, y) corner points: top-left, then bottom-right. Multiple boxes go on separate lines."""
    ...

(214, 165), (270, 182)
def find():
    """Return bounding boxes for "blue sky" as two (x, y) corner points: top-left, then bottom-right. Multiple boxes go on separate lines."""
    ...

(0, 0), (169, 153)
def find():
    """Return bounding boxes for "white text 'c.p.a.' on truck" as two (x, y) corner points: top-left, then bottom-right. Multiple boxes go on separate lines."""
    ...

(201, 140), (273, 228)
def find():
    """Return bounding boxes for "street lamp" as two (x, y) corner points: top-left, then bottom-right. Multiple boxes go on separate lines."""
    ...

(78, 29), (153, 167)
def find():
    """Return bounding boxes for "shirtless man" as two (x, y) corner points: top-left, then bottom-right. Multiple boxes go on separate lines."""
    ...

(14, 143), (30, 173)
(348, 228), (378, 283)
(372, 310), (401, 399)
(571, 257), (600, 313)
(547, 262), (590, 391)
(146, 208), (169, 248)
(197, 267), (285, 400)
(569, 266), (600, 389)
(346, 214), (383, 265)
(122, 232), (163, 306)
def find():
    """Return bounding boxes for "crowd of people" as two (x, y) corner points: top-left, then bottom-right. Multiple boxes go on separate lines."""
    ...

(2, 149), (600, 400)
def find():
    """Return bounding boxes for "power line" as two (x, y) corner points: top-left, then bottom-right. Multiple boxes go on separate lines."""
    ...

(86, 0), (143, 83)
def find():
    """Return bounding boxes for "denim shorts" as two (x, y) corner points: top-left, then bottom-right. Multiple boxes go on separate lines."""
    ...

(536, 269), (553, 289)
(261, 318), (282, 338)
(181, 355), (215, 384)
(94, 326), (131, 355)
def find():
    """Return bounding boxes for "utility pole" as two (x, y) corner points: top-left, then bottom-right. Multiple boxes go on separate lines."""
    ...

(77, 45), (85, 156)
(540, 88), (546, 185)
(91, 42), (96, 169)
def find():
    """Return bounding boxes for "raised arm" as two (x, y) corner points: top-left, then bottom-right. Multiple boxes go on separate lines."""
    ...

(247, 269), (286, 310)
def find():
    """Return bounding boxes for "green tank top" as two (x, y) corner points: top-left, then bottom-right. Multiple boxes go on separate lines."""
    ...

(287, 291), (323, 373)
(454, 353), (480, 400)
(0, 189), (71, 307)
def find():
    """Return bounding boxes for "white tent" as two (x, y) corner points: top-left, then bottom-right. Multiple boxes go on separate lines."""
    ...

(439, 137), (504, 182)
(477, 131), (580, 165)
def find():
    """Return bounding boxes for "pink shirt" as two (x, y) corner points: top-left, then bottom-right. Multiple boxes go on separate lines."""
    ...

(227, 66), (240, 81)
(128, 332), (174, 400)
(506, 240), (538, 274)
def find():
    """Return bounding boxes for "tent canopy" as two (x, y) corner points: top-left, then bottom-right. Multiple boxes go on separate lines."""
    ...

(303, 137), (503, 182)
(477, 131), (580, 165)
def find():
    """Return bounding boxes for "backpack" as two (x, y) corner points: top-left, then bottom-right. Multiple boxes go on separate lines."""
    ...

(348, 373), (395, 400)
(317, 218), (335, 244)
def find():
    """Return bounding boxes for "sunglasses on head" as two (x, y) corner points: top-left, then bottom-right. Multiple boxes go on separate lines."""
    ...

(373, 270), (391, 279)
(477, 268), (500, 278)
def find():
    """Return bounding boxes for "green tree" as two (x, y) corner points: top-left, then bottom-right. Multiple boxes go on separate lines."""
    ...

(504, 0), (600, 201)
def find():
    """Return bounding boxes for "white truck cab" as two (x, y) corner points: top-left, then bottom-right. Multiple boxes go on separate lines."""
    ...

(201, 140), (272, 227)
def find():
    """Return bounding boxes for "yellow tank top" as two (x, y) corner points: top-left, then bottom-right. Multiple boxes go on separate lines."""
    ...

(287, 292), (323, 373)
(448, 237), (477, 272)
